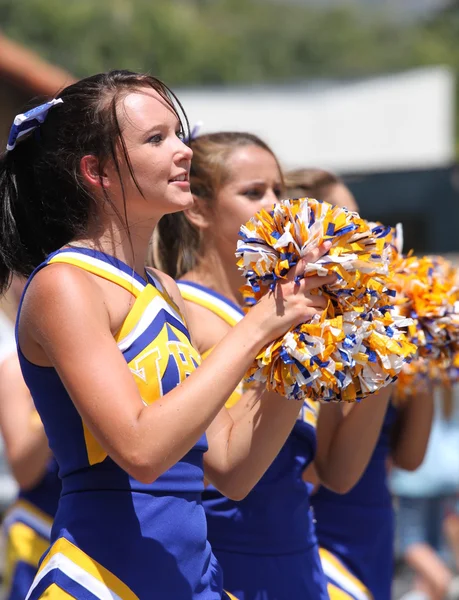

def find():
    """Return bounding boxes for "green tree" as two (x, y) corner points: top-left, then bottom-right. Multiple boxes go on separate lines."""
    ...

(1, 0), (458, 145)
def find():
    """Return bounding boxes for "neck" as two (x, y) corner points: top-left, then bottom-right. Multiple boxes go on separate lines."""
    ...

(72, 214), (158, 277)
(183, 247), (245, 306)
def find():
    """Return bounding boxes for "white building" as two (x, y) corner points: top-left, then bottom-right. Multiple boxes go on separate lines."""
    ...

(178, 66), (455, 175)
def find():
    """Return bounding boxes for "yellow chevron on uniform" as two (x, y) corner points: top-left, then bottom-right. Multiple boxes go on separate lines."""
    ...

(178, 281), (245, 408)
(3, 522), (49, 595)
(26, 537), (139, 600)
(328, 582), (361, 599)
(301, 397), (318, 427)
(49, 252), (145, 298)
(177, 282), (244, 327)
(38, 584), (75, 599)
(3, 499), (53, 537)
(319, 548), (373, 600)
(51, 254), (196, 467)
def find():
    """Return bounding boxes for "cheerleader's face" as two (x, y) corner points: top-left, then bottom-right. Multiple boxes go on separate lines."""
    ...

(322, 183), (358, 212)
(91, 88), (193, 222)
(211, 145), (283, 256)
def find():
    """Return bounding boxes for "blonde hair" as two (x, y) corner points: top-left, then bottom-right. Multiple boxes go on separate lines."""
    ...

(285, 168), (341, 201)
(151, 131), (283, 279)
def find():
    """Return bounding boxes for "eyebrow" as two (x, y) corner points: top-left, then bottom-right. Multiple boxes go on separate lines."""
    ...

(143, 119), (180, 136)
(238, 179), (282, 186)
(143, 124), (164, 137)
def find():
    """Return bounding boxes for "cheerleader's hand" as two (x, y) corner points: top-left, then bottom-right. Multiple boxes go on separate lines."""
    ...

(249, 241), (335, 346)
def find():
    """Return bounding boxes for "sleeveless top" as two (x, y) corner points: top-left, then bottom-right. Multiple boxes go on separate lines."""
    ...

(2, 456), (61, 600)
(178, 280), (319, 555)
(15, 409), (61, 524)
(311, 403), (398, 599)
(17, 248), (226, 599)
(6, 457), (61, 535)
(18, 248), (206, 492)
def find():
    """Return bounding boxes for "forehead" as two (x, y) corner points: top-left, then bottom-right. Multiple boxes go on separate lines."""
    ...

(118, 88), (179, 133)
(226, 145), (281, 182)
(326, 183), (359, 211)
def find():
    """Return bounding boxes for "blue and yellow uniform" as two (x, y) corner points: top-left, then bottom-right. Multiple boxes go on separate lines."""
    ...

(17, 248), (237, 600)
(311, 403), (398, 600)
(178, 281), (328, 600)
(3, 455), (61, 600)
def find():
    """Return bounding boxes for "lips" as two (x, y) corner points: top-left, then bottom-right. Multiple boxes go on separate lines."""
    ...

(169, 172), (189, 183)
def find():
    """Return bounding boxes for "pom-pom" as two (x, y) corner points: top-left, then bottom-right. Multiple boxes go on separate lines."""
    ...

(390, 255), (459, 397)
(394, 352), (459, 401)
(236, 198), (417, 402)
(391, 255), (459, 359)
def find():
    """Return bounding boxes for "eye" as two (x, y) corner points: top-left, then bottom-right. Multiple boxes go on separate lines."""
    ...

(148, 134), (163, 145)
(274, 186), (283, 199)
(243, 188), (264, 201)
(176, 129), (185, 141)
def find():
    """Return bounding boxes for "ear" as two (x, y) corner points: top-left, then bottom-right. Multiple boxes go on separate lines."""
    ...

(80, 155), (110, 189)
(183, 195), (212, 230)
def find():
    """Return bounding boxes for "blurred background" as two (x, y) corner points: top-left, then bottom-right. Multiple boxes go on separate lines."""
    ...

(1, 1), (459, 597)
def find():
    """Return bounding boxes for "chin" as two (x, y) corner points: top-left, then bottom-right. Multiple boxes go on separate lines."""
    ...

(143, 190), (194, 219)
(168, 192), (194, 213)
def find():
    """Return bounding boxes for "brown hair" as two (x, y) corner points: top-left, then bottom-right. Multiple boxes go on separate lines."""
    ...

(285, 168), (341, 201)
(0, 70), (189, 292)
(152, 131), (283, 279)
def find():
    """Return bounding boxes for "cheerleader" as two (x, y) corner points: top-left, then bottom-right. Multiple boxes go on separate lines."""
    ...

(0, 70), (334, 599)
(0, 359), (60, 600)
(153, 132), (393, 600)
(286, 167), (434, 600)
(0, 277), (60, 600)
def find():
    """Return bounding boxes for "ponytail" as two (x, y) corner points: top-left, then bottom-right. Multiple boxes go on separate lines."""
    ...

(151, 213), (201, 280)
(0, 135), (82, 293)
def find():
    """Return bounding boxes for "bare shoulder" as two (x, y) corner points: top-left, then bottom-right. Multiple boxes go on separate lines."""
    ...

(21, 263), (107, 323)
(19, 263), (110, 362)
(182, 298), (232, 355)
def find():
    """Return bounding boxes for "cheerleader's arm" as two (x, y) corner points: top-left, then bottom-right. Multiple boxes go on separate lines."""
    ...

(313, 385), (392, 494)
(390, 386), (434, 471)
(0, 353), (51, 490)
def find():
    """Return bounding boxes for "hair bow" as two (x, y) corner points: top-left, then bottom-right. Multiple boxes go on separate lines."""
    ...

(6, 98), (63, 152)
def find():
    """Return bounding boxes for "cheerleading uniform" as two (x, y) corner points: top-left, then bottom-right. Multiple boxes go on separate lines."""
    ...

(311, 403), (398, 600)
(178, 281), (328, 600)
(17, 248), (236, 600)
(3, 456), (61, 600)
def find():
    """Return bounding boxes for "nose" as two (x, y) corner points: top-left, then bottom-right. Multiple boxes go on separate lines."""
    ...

(264, 188), (280, 206)
(176, 137), (193, 161)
